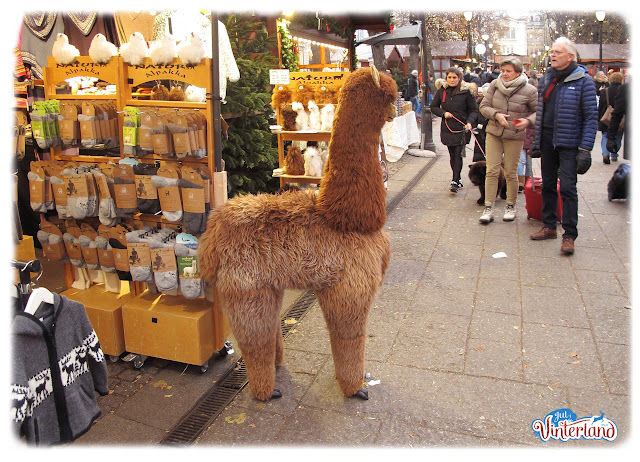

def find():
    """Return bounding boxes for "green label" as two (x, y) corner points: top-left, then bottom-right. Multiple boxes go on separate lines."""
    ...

(177, 255), (200, 279)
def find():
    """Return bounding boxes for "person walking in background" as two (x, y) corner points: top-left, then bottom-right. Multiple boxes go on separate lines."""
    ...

(517, 126), (535, 192)
(431, 66), (478, 193)
(607, 78), (630, 160)
(599, 71), (624, 163)
(594, 70), (609, 95)
(528, 70), (539, 88)
(406, 70), (420, 113)
(478, 58), (537, 223)
(530, 37), (598, 255)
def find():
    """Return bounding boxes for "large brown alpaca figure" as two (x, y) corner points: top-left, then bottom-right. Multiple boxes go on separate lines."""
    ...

(198, 67), (397, 401)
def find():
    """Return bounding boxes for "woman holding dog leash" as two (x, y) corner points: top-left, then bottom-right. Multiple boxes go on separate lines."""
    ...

(478, 58), (537, 223)
(431, 66), (478, 193)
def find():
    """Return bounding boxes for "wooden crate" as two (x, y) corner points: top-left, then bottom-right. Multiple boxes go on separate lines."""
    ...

(62, 283), (133, 357)
(121, 290), (218, 367)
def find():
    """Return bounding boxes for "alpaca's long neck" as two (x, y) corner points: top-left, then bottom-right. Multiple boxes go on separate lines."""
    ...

(316, 119), (386, 234)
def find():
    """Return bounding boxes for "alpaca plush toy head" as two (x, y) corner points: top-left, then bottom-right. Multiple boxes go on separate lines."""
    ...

(293, 83), (315, 105)
(271, 84), (292, 109)
(184, 85), (206, 102)
(314, 85), (335, 105)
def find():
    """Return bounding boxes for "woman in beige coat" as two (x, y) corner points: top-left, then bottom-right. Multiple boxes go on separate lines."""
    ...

(478, 59), (537, 223)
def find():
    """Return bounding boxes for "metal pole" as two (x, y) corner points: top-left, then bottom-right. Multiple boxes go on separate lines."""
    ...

(420, 15), (435, 152)
(210, 13), (223, 172)
(599, 20), (603, 72)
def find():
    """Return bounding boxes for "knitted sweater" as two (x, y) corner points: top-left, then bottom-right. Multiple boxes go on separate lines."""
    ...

(11, 294), (109, 445)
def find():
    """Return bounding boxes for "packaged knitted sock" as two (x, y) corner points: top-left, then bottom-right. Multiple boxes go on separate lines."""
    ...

(175, 238), (203, 299)
(78, 113), (97, 148)
(151, 165), (182, 222)
(61, 166), (89, 219)
(27, 167), (46, 213)
(63, 232), (85, 268)
(191, 111), (207, 159)
(139, 111), (154, 155)
(109, 226), (132, 281)
(168, 120), (190, 160)
(133, 163), (161, 214)
(151, 113), (173, 157)
(180, 167), (206, 235)
(150, 227), (179, 293)
(113, 163), (138, 218)
(91, 167), (118, 226)
(79, 224), (100, 271)
(49, 164), (68, 219)
(125, 226), (157, 283)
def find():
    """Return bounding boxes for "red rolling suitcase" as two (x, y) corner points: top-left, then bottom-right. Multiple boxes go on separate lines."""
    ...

(524, 176), (563, 221)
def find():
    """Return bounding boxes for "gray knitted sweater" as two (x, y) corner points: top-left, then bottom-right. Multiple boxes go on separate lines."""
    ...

(11, 294), (109, 445)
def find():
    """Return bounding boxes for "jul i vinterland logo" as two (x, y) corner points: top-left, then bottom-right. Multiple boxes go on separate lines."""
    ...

(532, 408), (617, 442)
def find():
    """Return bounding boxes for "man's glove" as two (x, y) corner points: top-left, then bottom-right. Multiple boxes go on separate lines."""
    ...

(529, 148), (541, 158)
(606, 138), (619, 154)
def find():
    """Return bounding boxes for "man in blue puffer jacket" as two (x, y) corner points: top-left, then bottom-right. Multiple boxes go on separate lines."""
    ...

(530, 37), (597, 255)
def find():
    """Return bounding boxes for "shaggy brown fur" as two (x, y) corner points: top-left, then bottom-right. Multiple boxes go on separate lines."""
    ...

(271, 84), (292, 109)
(314, 85), (335, 105)
(293, 83), (315, 105)
(198, 67), (397, 401)
(468, 160), (507, 205)
(281, 108), (297, 131)
(283, 145), (305, 175)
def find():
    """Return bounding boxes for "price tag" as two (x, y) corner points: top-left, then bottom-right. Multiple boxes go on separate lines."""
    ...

(270, 69), (290, 85)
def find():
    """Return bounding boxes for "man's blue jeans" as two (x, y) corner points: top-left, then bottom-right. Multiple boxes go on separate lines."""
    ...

(540, 129), (579, 240)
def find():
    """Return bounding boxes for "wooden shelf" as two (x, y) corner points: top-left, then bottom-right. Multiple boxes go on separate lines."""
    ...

(279, 131), (332, 142)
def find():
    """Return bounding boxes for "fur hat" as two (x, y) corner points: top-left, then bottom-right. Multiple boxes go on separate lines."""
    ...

(434, 78), (477, 97)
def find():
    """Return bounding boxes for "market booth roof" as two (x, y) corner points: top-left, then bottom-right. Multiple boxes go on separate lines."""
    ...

(356, 24), (422, 46)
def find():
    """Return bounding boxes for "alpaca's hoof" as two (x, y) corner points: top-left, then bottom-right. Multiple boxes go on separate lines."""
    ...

(271, 388), (283, 399)
(355, 389), (369, 400)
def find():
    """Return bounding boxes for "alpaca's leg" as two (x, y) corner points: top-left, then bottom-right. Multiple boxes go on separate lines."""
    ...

(223, 289), (282, 401)
(316, 286), (373, 399)
(274, 289), (284, 366)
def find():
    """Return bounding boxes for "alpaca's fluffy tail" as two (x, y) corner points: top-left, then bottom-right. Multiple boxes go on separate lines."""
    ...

(196, 220), (220, 286)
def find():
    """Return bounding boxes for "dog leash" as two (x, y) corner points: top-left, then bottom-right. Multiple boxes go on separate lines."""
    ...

(444, 114), (485, 156)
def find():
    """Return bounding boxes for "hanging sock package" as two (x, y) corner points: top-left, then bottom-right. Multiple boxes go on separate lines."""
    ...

(152, 164), (183, 222)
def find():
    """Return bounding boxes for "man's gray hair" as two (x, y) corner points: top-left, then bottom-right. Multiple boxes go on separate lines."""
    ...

(553, 37), (578, 62)
(500, 58), (524, 73)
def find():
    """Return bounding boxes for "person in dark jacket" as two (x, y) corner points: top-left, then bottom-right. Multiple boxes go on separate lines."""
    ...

(607, 80), (629, 160)
(530, 37), (598, 255)
(599, 71), (624, 162)
(431, 66), (478, 193)
(594, 70), (609, 95)
(406, 70), (420, 112)
(485, 66), (500, 84)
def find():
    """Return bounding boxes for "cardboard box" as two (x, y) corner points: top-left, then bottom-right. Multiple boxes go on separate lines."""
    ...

(122, 291), (217, 366)
(63, 283), (133, 357)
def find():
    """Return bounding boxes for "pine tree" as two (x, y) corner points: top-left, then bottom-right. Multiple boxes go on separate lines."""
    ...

(221, 14), (279, 197)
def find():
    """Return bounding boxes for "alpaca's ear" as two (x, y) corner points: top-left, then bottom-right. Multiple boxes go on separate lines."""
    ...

(371, 66), (381, 88)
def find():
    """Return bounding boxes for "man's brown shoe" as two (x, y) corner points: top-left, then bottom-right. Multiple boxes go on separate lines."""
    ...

(530, 227), (557, 240)
(561, 237), (575, 254)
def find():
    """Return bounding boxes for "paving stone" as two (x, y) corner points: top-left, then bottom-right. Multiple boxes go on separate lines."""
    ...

(522, 323), (606, 392)
(581, 291), (631, 345)
(574, 269), (627, 296)
(518, 255), (576, 288)
(430, 241), (483, 264)
(387, 311), (470, 372)
(469, 310), (521, 345)
(272, 405), (381, 446)
(301, 360), (568, 442)
(73, 414), (166, 445)
(474, 277), (522, 315)
(387, 230), (437, 261)
(374, 415), (503, 447)
(195, 400), (286, 446)
(465, 339), (524, 381)
(521, 285), (589, 328)
(566, 387), (631, 444)
(597, 342), (630, 395)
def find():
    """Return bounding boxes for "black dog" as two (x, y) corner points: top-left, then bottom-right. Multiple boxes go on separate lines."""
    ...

(468, 161), (507, 205)
(608, 163), (630, 201)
